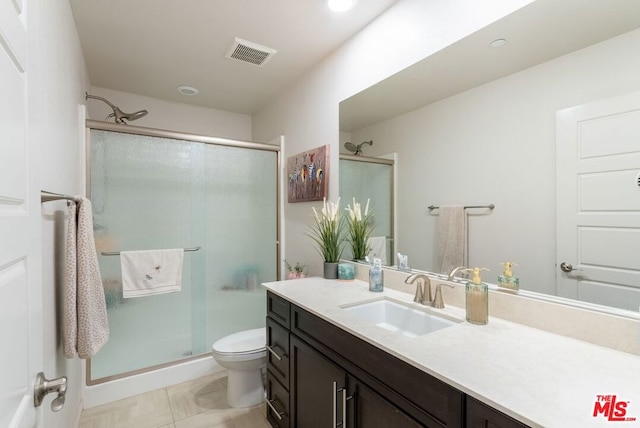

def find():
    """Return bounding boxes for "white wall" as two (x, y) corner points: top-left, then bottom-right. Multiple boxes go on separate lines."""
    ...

(30, 1), (91, 427)
(350, 28), (640, 295)
(86, 87), (252, 141)
(253, 0), (534, 276)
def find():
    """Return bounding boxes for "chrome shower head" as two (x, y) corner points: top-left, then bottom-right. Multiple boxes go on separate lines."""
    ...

(86, 92), (148, 124)
(110, 106), (148, 124)
(344, 140), (373, 156)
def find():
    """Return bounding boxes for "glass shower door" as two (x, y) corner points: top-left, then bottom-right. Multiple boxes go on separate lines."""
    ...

(88, 128), (277, 382)
(339, 158), (394, 263)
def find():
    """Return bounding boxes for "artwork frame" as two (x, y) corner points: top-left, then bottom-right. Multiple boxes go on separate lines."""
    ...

(287, 144), (329, 203)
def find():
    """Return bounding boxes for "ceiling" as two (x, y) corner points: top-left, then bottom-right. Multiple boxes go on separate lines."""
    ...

(340, 0), (640, 132)
(69, 0), (399, 115)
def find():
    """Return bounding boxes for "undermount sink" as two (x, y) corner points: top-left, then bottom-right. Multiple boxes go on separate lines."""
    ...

(341, 298), (459, 337)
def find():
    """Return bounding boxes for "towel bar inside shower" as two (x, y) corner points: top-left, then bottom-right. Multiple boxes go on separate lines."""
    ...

(101, 247), (201, 256)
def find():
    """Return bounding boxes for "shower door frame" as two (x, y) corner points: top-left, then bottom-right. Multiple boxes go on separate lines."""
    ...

(84, 120), (282, 385)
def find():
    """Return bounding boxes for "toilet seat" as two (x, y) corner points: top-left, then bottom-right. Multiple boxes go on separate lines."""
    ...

(212, 327), (266, 356)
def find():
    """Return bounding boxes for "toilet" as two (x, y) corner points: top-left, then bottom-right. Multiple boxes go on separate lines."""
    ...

(211, 327), (267, 408)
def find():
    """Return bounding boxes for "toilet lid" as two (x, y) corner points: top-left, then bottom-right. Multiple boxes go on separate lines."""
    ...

(212, 327), (266, 354)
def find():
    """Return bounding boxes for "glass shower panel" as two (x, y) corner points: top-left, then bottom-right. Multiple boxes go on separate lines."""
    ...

(88, 129), (277, 381)
(203, 145), (276, 348)
(339, 159), (393, 263)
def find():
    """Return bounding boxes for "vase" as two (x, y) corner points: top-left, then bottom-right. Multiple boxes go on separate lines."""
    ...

(323, 262), (339, 279)
(287, 272), (307, 280)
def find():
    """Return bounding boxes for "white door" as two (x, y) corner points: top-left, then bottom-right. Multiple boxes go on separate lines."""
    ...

(0, 1), (43, 427)
(556, 91), (640, 312)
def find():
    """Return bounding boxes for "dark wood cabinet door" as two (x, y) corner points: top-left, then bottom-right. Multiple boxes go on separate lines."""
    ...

(349, 376), (424, 428)
(466, 397), (530, 428)
(290, 335), (347, 428)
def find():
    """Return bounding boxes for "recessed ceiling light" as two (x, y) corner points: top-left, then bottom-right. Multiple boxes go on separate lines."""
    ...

(327, 0), (357, 12)
(177, 85), (199, 96)
(490, 38), (507, 48)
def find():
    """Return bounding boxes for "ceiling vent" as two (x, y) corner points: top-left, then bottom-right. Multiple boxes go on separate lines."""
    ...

(225, 38), (277, 67)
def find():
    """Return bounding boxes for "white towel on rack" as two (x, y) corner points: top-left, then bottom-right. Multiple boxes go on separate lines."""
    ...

(121, 249), (184, 298)
(367, 236), (387, 265)
(437, 206), (467, 274)
(63, 197), (110, 359)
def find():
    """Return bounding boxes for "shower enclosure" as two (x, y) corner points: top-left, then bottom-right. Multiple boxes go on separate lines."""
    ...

(339, 155), (394, 263)
(86, 122), (279, 384)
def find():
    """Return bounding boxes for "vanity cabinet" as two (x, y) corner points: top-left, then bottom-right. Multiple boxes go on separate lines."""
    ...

(290, 335), (422, 428)
(266, 291), (530, 428)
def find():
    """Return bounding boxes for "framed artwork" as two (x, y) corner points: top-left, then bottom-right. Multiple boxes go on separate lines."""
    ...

(287, 144), (329, 202)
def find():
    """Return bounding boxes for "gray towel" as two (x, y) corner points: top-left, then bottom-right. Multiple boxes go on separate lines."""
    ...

(437, 206), (467, 274)
(63, 197), (109, 359)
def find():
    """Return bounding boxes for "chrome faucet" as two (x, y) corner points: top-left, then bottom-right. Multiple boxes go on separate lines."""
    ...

(404, 273), (432, 305)
(447, 266), (468, 282)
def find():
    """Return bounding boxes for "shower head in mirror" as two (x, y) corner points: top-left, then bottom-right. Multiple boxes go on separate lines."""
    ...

(344, 140), (373, 156)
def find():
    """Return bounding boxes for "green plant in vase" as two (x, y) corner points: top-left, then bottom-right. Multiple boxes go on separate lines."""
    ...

(308, 198), (344, 279)
(345, 198), (375, 261)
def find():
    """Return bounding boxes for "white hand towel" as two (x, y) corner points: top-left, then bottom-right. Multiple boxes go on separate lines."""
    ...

(437, 206), (468, 274)
(63, 197), (110, 359)
(367, 236), (388, 265)
(121, 249), (184, 298)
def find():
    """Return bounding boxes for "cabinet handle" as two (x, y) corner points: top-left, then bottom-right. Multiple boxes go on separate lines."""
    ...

(266, 398), (286, 421)
(333, 381), (338, 428)
(333, 383), (353, 428)
(341, 387), (347, 428)
(266, 344), (286, 361)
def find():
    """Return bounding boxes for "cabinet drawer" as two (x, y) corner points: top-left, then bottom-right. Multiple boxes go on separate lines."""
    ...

(267, 291), (290, 328)
(266, 371), (290, 428)
(292, 304), (463, 427)
(266, 317), (290, 387)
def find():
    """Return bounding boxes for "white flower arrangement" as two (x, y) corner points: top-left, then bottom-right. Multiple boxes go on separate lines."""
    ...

(345, 198), (375, 260)
(308, 198), (344, 263)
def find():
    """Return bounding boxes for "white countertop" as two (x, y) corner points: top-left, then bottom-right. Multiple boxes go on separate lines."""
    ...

(264, 277), (640, 427)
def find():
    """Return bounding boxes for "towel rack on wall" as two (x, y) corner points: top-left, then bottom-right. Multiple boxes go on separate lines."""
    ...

(428, 204), (495, 211)
(101, 246), (202, 256)
(41, 190), (77, 203)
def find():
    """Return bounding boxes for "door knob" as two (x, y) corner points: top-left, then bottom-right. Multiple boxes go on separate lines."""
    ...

(560, 262), (581, 273)
(34, 372), (67, 412)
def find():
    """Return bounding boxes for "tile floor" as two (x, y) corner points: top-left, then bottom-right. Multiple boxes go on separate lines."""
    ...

(79, 372), (271, 428)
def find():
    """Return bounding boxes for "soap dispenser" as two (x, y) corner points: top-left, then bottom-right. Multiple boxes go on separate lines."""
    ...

(369, 257), (384, 292)
(465, 267), (489, 325)
(498, 261), (519, 292)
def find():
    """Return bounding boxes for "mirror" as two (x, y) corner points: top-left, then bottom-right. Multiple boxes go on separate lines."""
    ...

(339, 0), (640, 312)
